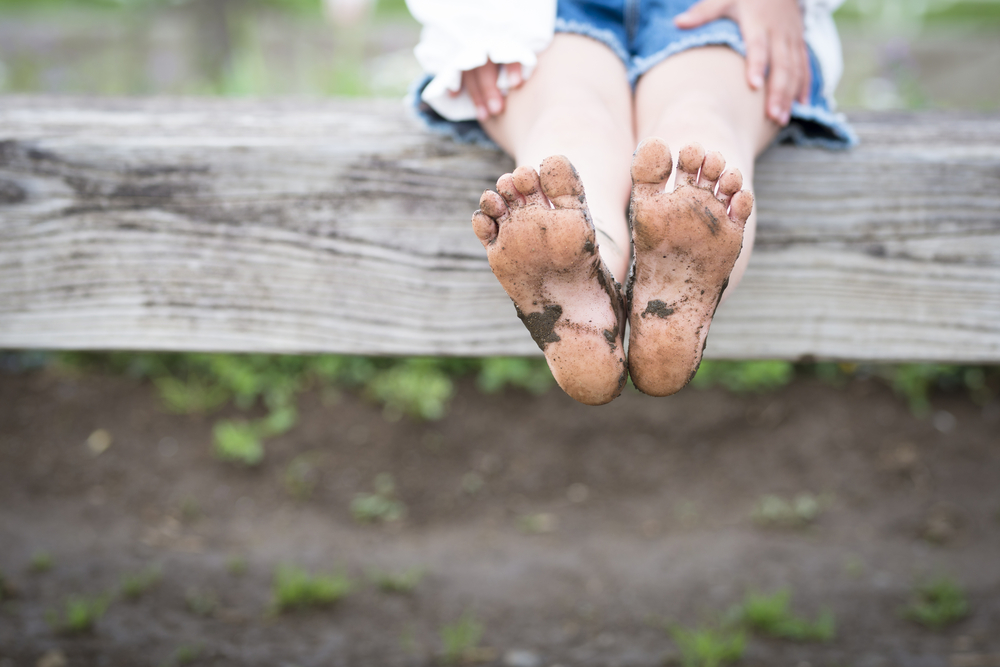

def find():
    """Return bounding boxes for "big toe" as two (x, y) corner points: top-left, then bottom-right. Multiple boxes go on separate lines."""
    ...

(631, 137), (672, 196)
(539, 155), (588, 210)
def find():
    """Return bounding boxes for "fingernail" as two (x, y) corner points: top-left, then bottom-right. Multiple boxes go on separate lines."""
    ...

(675, 11), (689, 22)
(770, 104), (782, 120)
(509, 70), (522, 86)
(750, 74), (764, 89)
(487, 98), (503, 115)
(476, 106), (488, 121)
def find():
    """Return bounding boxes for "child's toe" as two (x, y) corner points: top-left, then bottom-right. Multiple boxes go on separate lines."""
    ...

(729, 190), (754, 226)
(676, 142), (705, 187)
(512, 166), (550, 207)
(698, 150), (725, 191)
(497, 173), (526, 208)
(630, 137), (672, 197)
(540, 155), (588, 210)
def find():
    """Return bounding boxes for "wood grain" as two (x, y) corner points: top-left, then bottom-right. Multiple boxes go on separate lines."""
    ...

(1, 97), (998, 361)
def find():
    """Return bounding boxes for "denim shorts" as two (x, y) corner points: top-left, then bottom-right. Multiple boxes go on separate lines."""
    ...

(411, 0), (857, 150)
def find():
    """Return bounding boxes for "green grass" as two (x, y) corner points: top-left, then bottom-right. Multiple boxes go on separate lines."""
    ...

(690, 360), (794, 393)
(734, 589), (835, 641)
(272, 565), (352, 612)
(668, 625), (745, 667)
(368, 566), (424, 594)
(119, 565), (162, 600)
(46, 594), (111, 634)
(227, 556), (248, 576)
(440, 612), (485, 664)
(167, 643), (203, 667)
(351, 473), (406, 523)
(751, 493), (823, 528)
(29, 551), (54, 573)
(185, 588), (218, 617)
(903, 576), (969, 629)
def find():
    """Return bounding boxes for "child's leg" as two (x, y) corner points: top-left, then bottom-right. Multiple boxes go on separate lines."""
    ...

(472, 34), (635, 405)
(626, 46), (779, 396)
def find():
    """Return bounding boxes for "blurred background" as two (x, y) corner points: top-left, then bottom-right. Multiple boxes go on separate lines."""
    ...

(0, 0), (997, 110)
(2, 2), (1000, 666)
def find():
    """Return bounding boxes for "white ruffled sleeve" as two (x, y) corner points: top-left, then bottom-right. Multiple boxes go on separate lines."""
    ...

(801, 0), (846, 104)
(406, 0), (556, 121)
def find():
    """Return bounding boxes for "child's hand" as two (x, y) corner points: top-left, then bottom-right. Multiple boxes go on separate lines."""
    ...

(452, 60), (524, 121)
(675, 0), (810, 126)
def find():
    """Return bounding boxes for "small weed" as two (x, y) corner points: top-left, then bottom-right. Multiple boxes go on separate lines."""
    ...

(272, 565), (352, 612)
(690, 360), (794, 393)
(170, 643), (203, 666)
(0, 570), (15, 601)
(365, 358), (454, 420)
(185, 588), (218, 617)
(734, 589), (835, 641)
(903, 576), (969, 629)
(668, 625), (745, 667)
(284, 454), (319, 500)
(155, 376), (229, 414)
(440, 612), (485, 664)
(751, 493), (823, 528)
(227, 556), (248, 576)
(369, 567), (424, 594)
(476, 357), (553, 395)
(212, 419), (265, 466)
(119, 565), (162, 601)
(179, 497), (201, 522)
(517, 512), (558, 534)
(351, 473), (405, 523)
(29, 551), (54, 573)
(46, 594), (111, 634)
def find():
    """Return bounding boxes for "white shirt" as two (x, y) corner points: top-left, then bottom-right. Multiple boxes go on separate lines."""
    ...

(407, 0), (845, 120)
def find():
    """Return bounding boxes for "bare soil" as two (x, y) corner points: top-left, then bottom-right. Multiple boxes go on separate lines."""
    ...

(1, 367), (999, 667)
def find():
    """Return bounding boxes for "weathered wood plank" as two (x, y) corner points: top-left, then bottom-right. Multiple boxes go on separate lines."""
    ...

(1, 97), (998, 360)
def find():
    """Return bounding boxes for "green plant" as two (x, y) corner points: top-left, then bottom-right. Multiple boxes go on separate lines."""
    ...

(30, 551), (54, 573)
(119, 565), (162, 600)
(476, 357), (553, 395)
(690, 360), (794, 393)
(751, 493), (822, 528)
(351, 473), (406, 523)
(735, 589), (835, 641)
(212, 419), (265, 465)
(903, 576), (969, 629)
(440, 612), (485, 664)
(283, 454), (319, 499)
(272, 565), (352, 612)
(365, 358), (454, 420)
(369, 567), (424, 593)
(46, 594), (111, 633)
(185, 588), (218, 617)
(169, 643), (203, 666)
(669, 625), (745, 667)
(227, 556), (248, 576)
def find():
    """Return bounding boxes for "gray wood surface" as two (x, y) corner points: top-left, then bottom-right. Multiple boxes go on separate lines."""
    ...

(1, 97), (998, 361)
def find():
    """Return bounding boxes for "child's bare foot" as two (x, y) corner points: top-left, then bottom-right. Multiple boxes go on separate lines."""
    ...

(473, 157), (627, 405)
(626, 138), (754, 396)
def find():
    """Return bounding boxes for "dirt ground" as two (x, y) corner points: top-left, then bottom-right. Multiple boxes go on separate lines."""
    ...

(1, 366), (999, 667)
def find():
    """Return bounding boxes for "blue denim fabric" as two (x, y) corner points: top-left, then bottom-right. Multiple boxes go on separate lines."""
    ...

(410, 0), (857, 150)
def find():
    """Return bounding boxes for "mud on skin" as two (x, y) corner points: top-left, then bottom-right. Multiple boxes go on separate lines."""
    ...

(472, 155), (628, 406)
(626, 138), (754, 398)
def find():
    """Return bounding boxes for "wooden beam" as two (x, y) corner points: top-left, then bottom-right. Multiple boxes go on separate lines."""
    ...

(1, 97), (998, 361)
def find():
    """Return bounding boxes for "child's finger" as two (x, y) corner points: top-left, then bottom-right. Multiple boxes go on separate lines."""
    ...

(766, 37), (794, 125)
(743, 23), (768, 91)
(797, 43), (812, 104)
(474, 61), (504, 117)
(463, 71), (488, 121)
(674, 0), (730, 28)
(507, 62), (524, 89)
